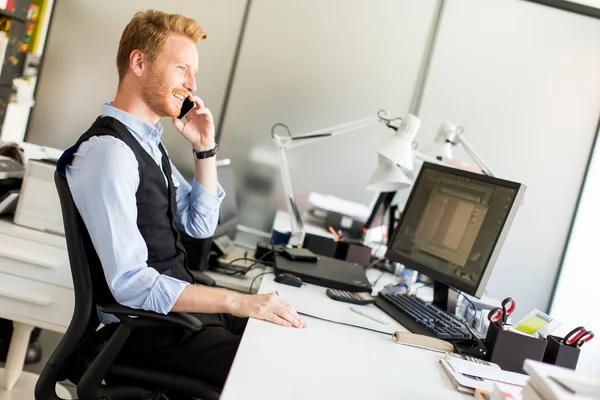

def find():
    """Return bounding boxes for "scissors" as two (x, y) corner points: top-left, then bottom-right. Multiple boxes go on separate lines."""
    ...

(487, 297), (516, 328)
(563, 326), (595, 348)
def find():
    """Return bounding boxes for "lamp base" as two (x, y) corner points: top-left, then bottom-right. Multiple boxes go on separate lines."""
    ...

(287, 231), (305, 247)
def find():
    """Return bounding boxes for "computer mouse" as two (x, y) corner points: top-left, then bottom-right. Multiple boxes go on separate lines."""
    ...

(274, 273), (303, 288)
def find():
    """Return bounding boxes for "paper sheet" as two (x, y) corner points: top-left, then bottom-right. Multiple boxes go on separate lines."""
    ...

(308, 192), (370, 221)
(447, 359), (529, 387)
(273, 283), (397, 335)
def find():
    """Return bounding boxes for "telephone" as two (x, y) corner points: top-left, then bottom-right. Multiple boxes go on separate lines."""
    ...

(177, 97), (196, 120)
(211, 232), (236, 257)
(0, 155), (24, 180)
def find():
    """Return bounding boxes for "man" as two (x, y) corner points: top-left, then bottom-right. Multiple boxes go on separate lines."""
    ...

(58, 10), (306, 389)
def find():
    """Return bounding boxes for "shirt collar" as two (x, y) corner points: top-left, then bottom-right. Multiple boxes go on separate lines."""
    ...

(101, 102), (164, 142)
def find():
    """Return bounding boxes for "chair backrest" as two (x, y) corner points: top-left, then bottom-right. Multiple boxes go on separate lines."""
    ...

(35, 171), (103, 398)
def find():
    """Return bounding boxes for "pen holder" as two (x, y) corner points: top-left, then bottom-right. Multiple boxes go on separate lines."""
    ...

(484, 322), (547, 374)
(303, 233), (338, 258)
(542, 335), (580, 370)
(334, 241), (372, 267)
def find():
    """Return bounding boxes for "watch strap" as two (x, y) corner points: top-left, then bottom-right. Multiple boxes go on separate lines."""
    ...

(192, 143), (219, 159)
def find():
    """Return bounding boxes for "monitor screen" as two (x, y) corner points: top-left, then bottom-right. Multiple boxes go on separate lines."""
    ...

(385, 162), (526, 297)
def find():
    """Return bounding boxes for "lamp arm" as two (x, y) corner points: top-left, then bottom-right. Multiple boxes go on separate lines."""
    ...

(274, 137), (304, 245)
(454, 132), (496, 177)
(283, 117), (384, 150)
(272, 112), (396, 246)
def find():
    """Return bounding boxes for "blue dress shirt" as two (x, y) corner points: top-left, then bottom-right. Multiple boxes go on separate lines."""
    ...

(66, 104), (224, 324)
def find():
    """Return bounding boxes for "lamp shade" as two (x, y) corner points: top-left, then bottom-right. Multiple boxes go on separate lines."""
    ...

(366, 154), (412, 192)
(374, 114), (421, 171)
(420, 122), (456, 159)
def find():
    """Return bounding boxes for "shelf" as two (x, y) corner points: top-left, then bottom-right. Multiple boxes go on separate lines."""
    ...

(0, 8), (26, 23)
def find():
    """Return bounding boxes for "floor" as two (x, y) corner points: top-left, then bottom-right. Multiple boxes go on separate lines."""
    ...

(1, 329), (77, 398)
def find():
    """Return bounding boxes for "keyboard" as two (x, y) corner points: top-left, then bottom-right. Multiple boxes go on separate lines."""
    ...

(376, 292), (472, 341)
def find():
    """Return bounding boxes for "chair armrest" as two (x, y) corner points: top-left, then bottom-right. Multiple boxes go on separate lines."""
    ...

(191, 270), (216, 287)
(98, 303), (203, 332)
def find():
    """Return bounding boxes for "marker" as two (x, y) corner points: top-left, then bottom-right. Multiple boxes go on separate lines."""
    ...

(349, 307), (388, 325)
(328, 226), (340, 241)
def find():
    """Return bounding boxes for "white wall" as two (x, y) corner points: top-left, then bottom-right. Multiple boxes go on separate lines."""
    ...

(218, 0), (439, 228)
(26, 0), (247, 178)
(417, 0), (600, 320)
(551, 126), (600, 375)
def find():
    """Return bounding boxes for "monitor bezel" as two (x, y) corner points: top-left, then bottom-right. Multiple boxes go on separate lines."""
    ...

(384, 162), (526, 298)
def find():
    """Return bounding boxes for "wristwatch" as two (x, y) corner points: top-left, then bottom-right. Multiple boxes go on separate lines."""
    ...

(192, 143), (219, 159)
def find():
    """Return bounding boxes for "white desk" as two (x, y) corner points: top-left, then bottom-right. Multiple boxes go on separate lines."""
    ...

(0, 218), (71, 398)
(221, 275), (470, 400)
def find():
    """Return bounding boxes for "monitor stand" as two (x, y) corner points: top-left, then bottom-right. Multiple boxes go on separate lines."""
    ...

(432, 281), (458, 315)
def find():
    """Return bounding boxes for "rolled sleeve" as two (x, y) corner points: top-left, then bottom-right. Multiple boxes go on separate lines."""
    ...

(141, 274), (189, 314)
(190, 178), (225, 216)
(173, 163), (225, 239)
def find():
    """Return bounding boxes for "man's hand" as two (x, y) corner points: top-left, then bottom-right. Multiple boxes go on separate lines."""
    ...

(172, 95), (216, 151)
(229, 292), (307, 328)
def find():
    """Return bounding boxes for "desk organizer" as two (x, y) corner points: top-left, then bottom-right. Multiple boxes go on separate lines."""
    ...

(303, 233), (338, 258)
(303, 234), (371, 266)
(484, 323), (547, 373)
(334, 241), (372, 267)
(542, 335), (580, 370)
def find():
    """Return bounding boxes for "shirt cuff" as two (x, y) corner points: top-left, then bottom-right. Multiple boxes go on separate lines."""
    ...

(190, 178), (225, 216)
(142, 275), (190, 314)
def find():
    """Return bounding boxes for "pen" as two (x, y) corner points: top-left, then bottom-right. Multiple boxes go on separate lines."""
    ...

(349, 307), (388, 325)
(328, 226), (340, 241)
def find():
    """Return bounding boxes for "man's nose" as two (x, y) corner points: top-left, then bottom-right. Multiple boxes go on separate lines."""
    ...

(185, 72), (197, 93)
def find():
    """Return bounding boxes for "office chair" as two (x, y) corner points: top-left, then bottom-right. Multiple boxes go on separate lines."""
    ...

(35, 171), (221, 400)
(179, 231), (216, 287)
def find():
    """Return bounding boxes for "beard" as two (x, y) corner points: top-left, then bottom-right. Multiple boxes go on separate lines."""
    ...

(140, 68), (180, 118)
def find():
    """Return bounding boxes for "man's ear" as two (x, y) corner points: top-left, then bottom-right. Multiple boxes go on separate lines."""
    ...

(130, 50), (146, 77)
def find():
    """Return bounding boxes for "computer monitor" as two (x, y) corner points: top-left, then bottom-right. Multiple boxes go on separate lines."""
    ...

(385, 162), (526, 313)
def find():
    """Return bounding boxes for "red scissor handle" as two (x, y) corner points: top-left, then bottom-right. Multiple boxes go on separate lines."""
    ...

(488, 307), (504, 324)
(564, 326), (587, 346)
(501, 297), (516, 322)
(577, 331), (594, 348)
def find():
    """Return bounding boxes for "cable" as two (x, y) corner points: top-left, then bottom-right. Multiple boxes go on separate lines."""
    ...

(270, 123), (291, 139)
(219, 249), (277, 276)
(413, 282), (433, 296)
(220, 258), (257, 275)
(456, 291), (477, 323)
(377, 109), (403, 132)
(372, 270), (386, 287)
(377, 109), (402, 123)
(248, 271), (276, 294)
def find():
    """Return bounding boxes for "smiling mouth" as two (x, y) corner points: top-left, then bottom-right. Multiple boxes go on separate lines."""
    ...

(172, 91), (188, 103)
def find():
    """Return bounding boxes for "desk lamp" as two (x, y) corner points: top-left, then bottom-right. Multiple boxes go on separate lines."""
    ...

(271, 111), (419, 246)
(418, 122), (496, 177)
(366, 114), (422, 191)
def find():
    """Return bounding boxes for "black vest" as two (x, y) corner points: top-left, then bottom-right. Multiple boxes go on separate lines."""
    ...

(58, 116), (194, 305)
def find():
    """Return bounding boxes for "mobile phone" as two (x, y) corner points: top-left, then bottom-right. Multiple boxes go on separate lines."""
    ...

(282, 248), (319, 262)
(177, 97), (196, 120)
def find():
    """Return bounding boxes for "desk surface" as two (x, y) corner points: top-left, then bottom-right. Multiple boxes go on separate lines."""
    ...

(221, 275), (470, 400)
